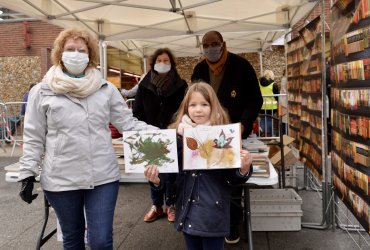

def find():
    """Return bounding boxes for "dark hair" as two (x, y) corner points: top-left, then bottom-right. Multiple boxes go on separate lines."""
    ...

(149, 48), (177, 72)
(29, 84), (36, 90)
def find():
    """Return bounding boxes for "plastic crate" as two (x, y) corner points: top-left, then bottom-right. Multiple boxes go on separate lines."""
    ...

(4, 162), (21, 182)
(284, 165), (297, 187)
(250, 188), (303, 231)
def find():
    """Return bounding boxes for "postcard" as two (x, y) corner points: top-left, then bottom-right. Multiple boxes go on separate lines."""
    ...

(183, 123), (241, 170)
(122, 129), (178, 173)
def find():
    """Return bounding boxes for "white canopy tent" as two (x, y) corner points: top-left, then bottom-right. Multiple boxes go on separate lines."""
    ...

(0, 0), (319, 56)
(0, 0), (319, 77)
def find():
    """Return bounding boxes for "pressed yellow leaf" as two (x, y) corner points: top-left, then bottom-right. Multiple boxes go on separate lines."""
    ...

(199, 139), (214, 159)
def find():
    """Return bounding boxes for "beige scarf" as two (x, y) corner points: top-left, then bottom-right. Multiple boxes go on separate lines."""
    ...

(45, 65), (103, 98)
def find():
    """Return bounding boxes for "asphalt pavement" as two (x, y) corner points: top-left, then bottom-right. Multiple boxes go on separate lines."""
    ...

(0, 144), (368, 250)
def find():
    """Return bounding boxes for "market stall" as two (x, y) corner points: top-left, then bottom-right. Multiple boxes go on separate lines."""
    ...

(4, 1), (355, 249)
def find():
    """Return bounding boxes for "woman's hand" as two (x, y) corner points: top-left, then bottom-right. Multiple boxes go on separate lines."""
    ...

(144, 165), (161, 185)
(240, 149), (252, 176)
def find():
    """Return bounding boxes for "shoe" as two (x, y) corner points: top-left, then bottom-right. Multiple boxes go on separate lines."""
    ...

(225, 226), (240, 244)
(166, 205), (175, 222)
(144, 205), (163, 222)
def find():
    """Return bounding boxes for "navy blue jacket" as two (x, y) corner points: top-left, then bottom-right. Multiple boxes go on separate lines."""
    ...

(152, 138), (253, 237)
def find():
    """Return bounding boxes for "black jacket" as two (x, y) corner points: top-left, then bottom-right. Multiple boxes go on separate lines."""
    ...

(191, 52), (263, 138)
(133, 70), (187, 129)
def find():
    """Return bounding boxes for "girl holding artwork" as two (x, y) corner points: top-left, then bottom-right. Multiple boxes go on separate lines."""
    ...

(144, 82), (253, 250)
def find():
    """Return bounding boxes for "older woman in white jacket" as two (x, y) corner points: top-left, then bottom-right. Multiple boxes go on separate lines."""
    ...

(19, 28), (156, 250)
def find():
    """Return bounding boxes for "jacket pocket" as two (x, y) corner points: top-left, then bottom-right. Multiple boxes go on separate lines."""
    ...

(53, 133), (65, 157)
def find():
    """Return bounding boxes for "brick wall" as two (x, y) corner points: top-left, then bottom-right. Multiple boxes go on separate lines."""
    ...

(0, 21), (62, 57)
(0, 21), (62, 102)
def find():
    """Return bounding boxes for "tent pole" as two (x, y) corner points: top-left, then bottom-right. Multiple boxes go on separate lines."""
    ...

(302, 0), (331, 230)
(141, 48), (148, 74)
(99, 40), (104, 77)
(300, 0), (331, 230)
(259, 52), (263, 76)
(102, 41), (107, 80)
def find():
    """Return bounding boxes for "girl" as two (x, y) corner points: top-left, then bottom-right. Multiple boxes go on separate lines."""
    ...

(144, 82), (253, 250)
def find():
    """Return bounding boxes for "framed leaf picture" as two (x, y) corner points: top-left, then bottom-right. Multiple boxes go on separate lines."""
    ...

(183, 123), (241, 170)
(122, 129), (178, 173)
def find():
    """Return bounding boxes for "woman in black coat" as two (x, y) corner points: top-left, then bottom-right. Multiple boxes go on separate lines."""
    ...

(133, 48), (187, 223)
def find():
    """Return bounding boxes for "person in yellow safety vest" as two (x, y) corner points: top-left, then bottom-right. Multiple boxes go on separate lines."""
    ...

(259, 69), (279, 137)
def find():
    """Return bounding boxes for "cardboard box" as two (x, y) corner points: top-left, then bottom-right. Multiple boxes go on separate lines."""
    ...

(268, 135), (299, 169)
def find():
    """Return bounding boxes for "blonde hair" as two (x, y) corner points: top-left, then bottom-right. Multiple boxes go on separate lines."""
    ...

(263, 69), (275, 81)
(169, 82), (229, 129)
(51, 28), (99, 68)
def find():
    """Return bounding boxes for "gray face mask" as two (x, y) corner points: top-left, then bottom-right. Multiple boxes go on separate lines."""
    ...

(203, 46), (222, 63)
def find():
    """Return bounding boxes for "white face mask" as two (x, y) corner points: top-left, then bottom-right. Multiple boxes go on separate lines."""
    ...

(154, 62), (171, 74)
(62, 51), (89, 75)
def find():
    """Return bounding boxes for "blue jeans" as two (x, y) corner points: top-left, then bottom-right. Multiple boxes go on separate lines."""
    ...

(183, 233), (224, 250)
(44, 181), (119, 250)
(151, 173), (176, 207)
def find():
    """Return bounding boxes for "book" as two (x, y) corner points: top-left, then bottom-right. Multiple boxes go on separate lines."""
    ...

(251, 155), (270, 178)
(242, 138), (268, 153)
(112, 137), (124, 156)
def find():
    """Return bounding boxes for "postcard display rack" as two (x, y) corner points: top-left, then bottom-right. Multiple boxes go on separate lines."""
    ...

(287, 16), (325, 181)
(330, 0), (370, 234)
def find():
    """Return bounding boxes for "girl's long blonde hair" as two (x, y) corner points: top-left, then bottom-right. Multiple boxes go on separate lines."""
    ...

(169, 82), (230, 129)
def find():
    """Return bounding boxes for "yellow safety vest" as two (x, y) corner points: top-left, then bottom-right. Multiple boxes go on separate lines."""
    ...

(259, 81), (278, 110)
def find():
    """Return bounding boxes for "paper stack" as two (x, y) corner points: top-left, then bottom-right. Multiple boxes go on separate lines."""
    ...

(251, 155), (270, 178)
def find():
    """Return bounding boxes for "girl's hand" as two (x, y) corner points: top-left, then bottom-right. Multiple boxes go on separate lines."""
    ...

(144, 165), (161, 185)
(240, 149), (252, 176)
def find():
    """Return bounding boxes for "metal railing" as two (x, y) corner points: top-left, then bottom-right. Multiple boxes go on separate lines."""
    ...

(0, 102), (26, 156)
(126, 98), (135, 109)
(0, 103), (6, 152)
(255, 93), (287, 140)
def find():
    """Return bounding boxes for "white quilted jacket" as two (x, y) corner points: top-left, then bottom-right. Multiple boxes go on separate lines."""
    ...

(20, 80), (156, 191)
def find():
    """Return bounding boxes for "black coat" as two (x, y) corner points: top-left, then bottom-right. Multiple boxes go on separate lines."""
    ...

(191, 52), (263, 138)
(133, 70), (187, 129)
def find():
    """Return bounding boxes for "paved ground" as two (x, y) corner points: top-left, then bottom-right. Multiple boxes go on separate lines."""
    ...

(0, 143), (369, 250)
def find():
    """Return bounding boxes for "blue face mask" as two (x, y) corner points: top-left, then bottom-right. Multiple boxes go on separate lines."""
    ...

(203, 46), (223, 63)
